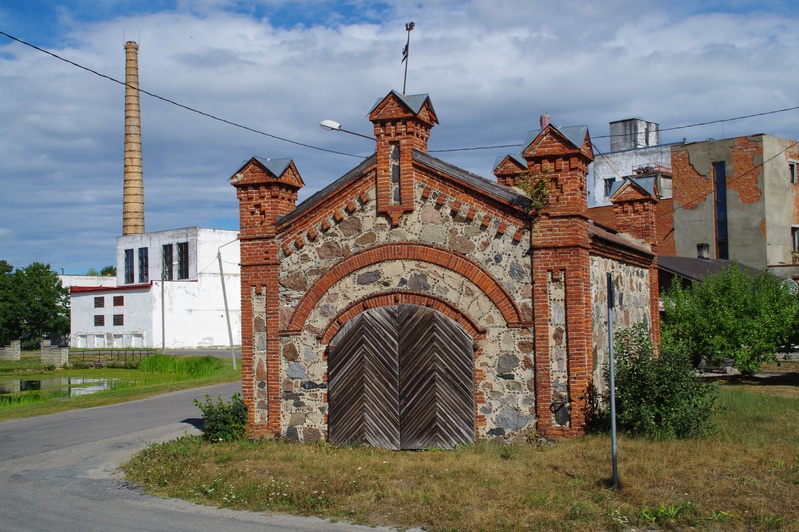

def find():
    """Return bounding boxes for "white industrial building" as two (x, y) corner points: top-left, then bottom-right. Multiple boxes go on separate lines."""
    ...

(591, 118), (676, 207)
(69, 227), (241, 349)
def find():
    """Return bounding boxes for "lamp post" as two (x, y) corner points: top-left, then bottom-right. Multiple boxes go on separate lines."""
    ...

(319, 120), (375, 141)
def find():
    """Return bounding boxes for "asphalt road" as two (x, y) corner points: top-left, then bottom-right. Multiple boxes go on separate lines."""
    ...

(0, 382), (395, 532)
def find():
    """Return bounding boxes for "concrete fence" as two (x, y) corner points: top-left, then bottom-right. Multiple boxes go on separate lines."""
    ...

(0, 340), (21, 361)
(40, 340), (70, 368)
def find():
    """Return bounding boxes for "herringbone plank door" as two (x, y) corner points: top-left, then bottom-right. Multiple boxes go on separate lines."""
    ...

(327, 305), (474, 450)
(398, 305), (475, 449)
(328, 307), (401, 449)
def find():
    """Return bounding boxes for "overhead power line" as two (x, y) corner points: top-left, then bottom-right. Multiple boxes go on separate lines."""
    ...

(0, 30), (363, 159)
(1, 29), (797, 158)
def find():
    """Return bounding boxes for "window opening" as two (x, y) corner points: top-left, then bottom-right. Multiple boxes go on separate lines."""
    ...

(162, 244), (173, 280)
(138, 247), (149, 283)
(177, 242), (189, 280)
(124, 249), (134, 284)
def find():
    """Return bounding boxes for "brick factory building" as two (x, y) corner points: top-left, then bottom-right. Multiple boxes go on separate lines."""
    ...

(232, 91), (660, 447)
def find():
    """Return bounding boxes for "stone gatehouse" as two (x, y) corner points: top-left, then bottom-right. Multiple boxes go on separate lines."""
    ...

(231, 91), (659, 447)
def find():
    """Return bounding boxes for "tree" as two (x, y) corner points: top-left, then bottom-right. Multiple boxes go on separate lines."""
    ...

(661, 263), (799, 374)
(0, 262), (70, 349)
(100, 265), (116, 276)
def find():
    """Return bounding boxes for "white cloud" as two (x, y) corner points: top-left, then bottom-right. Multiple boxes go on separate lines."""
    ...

(0, 0), (798, 272)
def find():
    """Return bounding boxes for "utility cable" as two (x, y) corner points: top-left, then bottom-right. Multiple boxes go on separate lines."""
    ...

(0, 29), (364, 159)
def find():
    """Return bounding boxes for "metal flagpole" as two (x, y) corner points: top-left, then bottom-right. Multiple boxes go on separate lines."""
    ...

(402, 22), (415, 95)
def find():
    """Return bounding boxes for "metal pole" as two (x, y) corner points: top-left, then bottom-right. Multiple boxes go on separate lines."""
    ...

(607, 272), (619, 490)
(218, 252), (237, 370)
(161, 279), (165, 353)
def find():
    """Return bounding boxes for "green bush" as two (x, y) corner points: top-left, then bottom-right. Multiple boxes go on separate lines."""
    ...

(604, 323), (717, 439)
(193, 393), (248, 442)
(662, 263), (799, 374)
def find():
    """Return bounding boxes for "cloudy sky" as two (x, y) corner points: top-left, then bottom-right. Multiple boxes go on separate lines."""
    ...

(1, 0), (797, 274)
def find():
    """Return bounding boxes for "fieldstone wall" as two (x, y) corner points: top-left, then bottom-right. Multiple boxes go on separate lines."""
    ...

(590, 255), (652, 400)
(275, 180), (536, 441)
(0, 340), (21, 361)
(546, 272), (570, 426)
(40, 340), (70, 368)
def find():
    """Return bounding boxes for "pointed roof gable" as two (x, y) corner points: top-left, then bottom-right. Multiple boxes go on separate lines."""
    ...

(229, 156), (304, 189)
(493, 153), (527, 174)
(521, 124), (594, 162)
(609, 176), (658, 203)
(368, 90), (438, 126)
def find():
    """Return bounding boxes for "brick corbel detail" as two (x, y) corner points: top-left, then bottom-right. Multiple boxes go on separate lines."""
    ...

(286, 242), (526, 335)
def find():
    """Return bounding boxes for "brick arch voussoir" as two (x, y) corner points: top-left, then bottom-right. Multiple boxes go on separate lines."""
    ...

(286, 242), (524, 335)
(319, 290), (487, 345)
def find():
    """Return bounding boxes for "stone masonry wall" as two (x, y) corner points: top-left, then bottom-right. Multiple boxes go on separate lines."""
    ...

(40, 340), (69, 368)
(589, 255), (651, 401)
(0, 340), (21, 361)
(274, 178), (536, 442)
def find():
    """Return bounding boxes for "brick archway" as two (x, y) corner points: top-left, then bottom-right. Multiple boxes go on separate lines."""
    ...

(285, 242), (526, 335)
(317, 290), (487, 345)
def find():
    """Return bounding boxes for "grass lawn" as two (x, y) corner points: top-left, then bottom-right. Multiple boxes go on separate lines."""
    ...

(122, 362), (799, 531)
(0, 351), (241, 421)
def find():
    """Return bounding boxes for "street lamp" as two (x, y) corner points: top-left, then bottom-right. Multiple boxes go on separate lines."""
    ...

(319, 120), (375, 141)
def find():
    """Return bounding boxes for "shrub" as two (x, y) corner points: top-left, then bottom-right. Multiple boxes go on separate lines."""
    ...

(194, 393), (248, 442)
(605, 323), (717, 439)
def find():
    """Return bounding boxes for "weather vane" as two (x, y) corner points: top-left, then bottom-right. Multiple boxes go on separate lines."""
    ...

(401, 21), (415, 95)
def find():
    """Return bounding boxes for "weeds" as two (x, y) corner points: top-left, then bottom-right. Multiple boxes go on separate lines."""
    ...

(124, 378), (799, 531)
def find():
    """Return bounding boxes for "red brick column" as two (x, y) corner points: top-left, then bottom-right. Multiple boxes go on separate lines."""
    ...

(232, 159), (301, 438)
(613, 196), (661, 352)
(527, 135), (594, 439)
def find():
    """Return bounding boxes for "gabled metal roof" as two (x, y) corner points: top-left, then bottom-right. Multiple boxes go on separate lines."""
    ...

(492, 153), (527, 172)
(253, 156), (292, 177)
(369, 90), (432, 116)
(523, 125), (589, 152)
(609, 175), (657, 199)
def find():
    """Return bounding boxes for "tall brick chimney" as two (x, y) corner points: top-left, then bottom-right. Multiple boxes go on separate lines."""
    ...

(123, 41), (144, 236)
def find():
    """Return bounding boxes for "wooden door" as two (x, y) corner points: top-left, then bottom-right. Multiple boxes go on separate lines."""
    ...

(328, 304), (474, 450)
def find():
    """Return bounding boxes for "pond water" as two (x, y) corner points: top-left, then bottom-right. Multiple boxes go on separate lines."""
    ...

(0, 377), (118, 397)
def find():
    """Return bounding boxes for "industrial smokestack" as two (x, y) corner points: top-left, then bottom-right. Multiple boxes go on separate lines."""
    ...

(123, 41), (144, 235)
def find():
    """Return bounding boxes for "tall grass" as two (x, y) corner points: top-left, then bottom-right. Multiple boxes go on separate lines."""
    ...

(0, 389), (69, 406)
(139, 354), (223, 378)
(124, 381), (799, 531)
